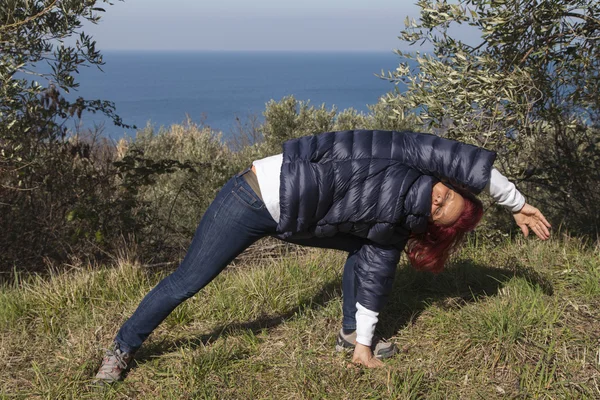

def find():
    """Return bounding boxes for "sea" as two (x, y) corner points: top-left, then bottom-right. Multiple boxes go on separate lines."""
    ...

(67, 51), (405, 140)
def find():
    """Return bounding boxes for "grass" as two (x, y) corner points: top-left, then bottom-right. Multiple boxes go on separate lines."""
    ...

(1, 235), (599, 399)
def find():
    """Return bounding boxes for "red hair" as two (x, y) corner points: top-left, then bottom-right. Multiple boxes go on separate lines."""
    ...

(406, 192), (483, 273)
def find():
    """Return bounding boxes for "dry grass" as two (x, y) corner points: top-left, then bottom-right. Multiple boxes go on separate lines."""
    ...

(1, 235), (599, 399)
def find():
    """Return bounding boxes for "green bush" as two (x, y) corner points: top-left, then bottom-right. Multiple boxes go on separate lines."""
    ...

(117, 121), (241, 258)
(262, 95), (420, 152)
(0, 132), (142, 272)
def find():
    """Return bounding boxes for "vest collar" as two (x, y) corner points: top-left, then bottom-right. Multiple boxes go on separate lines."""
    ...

(402, 175), (436, 234)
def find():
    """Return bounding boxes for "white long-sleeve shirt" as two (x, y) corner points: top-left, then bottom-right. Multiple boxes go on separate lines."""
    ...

(252, 154), (525, 346)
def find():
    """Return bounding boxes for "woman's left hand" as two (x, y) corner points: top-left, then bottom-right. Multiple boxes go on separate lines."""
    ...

(512, 203), (551, 240)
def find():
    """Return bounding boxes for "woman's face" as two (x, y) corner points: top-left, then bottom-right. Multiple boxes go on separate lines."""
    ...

(430, 182), (465, 226)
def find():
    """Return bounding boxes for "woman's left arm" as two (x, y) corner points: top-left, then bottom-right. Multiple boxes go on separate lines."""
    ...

(486, 168), (551, 240)
(351, 243), (401, 368)
(390, 131), (497, 194)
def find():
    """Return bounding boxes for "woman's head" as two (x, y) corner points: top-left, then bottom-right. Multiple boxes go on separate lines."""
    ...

(407, 183), (483, 273)
(430, 182), (465, 226)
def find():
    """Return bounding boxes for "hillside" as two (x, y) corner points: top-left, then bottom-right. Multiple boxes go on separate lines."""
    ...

(1, 235), (599, 398)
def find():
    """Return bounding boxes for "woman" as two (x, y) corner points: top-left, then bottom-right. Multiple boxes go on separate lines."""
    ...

(95, 130), (551, 381)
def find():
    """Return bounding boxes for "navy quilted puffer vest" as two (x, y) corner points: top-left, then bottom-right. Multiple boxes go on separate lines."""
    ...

(277, 130), (496, 248)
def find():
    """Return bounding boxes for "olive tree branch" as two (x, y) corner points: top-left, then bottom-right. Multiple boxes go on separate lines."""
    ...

(0, 0), (59, 32)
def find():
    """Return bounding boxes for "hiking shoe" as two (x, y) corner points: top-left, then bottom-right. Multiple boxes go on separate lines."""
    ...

(335, 329), (398, 359)
(94, 343), (135, 384)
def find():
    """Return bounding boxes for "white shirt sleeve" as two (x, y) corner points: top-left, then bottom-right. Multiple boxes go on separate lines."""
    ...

(485, 168), (526, 213)
(355, 302), (379, 346)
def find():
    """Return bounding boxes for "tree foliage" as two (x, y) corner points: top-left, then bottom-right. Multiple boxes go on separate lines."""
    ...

(383, 0), (600, 232)
(0, 0), (127, 139)
(261, 95), (420, 152)
(0, 1), (131, 270)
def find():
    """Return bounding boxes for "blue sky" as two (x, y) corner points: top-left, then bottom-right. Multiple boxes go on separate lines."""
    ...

(85, 0), (428, 52)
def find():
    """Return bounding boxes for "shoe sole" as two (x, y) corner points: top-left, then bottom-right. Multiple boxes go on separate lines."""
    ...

(335, 344), (352, 353)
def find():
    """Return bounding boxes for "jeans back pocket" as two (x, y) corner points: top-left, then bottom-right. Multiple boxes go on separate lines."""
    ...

(232, 179), (263, 210)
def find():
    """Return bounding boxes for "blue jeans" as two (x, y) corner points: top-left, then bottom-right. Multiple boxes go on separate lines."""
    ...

(115, 171), (364, 353)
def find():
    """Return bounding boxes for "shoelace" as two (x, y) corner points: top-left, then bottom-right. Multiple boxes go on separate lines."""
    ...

(102, 348), (129, 370)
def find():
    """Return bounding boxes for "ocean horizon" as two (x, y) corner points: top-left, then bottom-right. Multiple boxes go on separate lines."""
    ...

(67, 50), (406, 140)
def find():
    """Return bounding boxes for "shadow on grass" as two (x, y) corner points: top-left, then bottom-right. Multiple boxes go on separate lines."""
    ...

(133, 256), (553, 366)
(134, 277), (345, 365)
(377, 257), (553, 338)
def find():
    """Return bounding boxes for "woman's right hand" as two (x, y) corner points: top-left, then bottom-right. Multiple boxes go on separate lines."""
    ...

(513, 203), (551, 240)
(352, 343), (384, 368)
